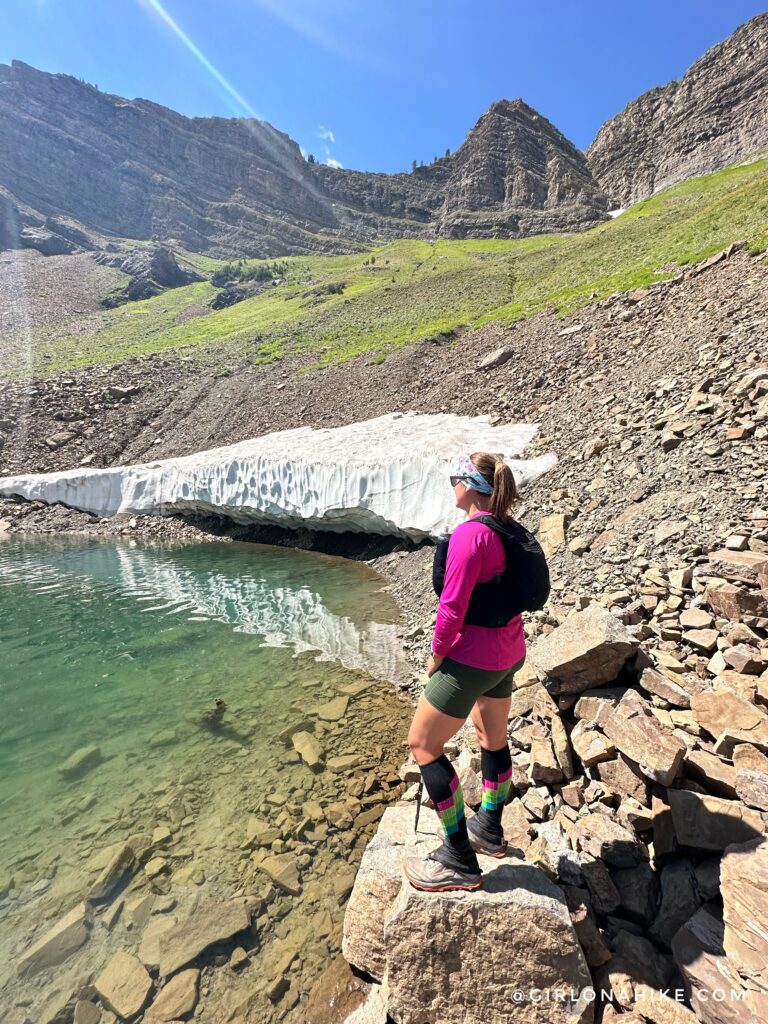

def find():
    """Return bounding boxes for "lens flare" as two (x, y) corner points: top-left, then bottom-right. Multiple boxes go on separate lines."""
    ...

(138, 0), (260, 119)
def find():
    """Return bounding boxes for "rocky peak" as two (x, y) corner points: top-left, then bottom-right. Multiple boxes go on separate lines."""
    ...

(587, 12), (768, 206)
(434, 96), (608, 236)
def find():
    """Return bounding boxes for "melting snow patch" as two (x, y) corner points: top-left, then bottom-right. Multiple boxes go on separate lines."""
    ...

(0, 412), (557, 539)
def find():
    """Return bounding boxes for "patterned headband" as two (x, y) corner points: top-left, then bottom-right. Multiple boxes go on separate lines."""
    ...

(453, 455), (494, 495)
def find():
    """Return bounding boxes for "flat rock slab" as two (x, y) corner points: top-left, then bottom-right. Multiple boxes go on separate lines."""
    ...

(668, 789), (765, 850)
(343, 803), (593, 1023)
(157, 899), (251, 977)
(721, 836), (768, 994)
(311, 695), (349, 721)
(292, 730), (324, 771)
(603, 691), (686, 787)
(690, 690), (768, 745)
(95, 950), (153, 1020)
(531, 604), (639, 694)
(18, 901), (92, 976)
(144, 968), (199, 1022)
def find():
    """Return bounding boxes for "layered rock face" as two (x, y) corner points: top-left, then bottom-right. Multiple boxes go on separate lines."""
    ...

(587, 13), (768, 207)
(0, 62), (608, 258)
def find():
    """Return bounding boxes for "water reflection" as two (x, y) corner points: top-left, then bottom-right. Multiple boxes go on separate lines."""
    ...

(0, 535), (408, 683)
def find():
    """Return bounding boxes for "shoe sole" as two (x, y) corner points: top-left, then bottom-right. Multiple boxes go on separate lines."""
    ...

(406, 878), (483, 892)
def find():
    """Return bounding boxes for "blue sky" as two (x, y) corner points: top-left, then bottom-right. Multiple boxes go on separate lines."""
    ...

(3, 1), (766, 173)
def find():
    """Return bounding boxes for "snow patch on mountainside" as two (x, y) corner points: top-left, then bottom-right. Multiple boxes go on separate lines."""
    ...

(0, 412), (557, 539)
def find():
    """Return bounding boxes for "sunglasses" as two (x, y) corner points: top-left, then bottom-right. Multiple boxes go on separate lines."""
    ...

(450, 476), (470, 487)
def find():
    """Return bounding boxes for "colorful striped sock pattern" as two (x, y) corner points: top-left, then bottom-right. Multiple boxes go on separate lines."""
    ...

(418, 753), (480, 873)
(480, 764), (513, 813)
(436, 771), (465, 838)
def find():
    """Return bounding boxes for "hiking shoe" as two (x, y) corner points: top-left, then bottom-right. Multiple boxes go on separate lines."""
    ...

(467, 813), (508, 858)
(403, 850), (482, 892)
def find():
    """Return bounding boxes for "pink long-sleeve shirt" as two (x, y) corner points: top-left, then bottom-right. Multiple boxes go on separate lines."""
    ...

(432, 511), (526, 671)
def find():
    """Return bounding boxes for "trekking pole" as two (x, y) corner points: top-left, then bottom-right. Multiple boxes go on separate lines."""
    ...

(414, 777), (424, 833)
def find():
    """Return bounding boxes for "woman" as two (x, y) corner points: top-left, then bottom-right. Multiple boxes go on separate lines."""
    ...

(403, 451), (526, 892)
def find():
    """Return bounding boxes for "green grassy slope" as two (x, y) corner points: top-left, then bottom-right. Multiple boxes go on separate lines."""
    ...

(5, 157), (768, 378)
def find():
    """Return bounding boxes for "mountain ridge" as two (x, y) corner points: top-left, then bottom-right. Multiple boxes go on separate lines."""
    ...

(587, 12), (768, 205)
(1, 13), (767, 260)
(0, 60), (607, 258)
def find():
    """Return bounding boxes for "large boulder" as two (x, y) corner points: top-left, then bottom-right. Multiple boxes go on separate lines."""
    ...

(668, 790), (764, 851)
(531, 605), (639, 694)
(343, 804), (593, 1024)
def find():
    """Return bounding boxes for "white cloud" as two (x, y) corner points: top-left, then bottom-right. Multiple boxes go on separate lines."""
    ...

(316, 125), (335, 143)
(321, 144), (342, 169)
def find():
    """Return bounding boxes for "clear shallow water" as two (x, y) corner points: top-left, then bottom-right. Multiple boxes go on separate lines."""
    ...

(0, 535), (411, 1022)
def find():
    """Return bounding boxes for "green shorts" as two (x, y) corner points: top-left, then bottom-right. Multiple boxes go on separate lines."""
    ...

(424, 656), (526, 719)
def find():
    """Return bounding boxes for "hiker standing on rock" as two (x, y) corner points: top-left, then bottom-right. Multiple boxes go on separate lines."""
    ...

(403, 452), (549, 892)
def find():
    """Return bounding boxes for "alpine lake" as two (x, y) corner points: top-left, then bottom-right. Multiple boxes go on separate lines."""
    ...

(0, 532), (414, 1023)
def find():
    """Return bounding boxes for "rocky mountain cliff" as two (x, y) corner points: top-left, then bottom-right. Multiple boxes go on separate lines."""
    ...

(0, 63), (607, 259)
(587, 12), (768, 207)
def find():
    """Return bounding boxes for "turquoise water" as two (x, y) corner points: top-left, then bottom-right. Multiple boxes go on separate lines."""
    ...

(0, 534), (411, 1021)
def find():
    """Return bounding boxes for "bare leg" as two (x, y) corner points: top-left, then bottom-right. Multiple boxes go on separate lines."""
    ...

(469, 694), (512, 750)
(407, 694), (466, 765)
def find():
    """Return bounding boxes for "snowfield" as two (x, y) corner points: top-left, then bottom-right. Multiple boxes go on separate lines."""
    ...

(0, 412), (557, 539)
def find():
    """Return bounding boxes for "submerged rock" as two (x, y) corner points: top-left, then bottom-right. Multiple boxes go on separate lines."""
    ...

(57, 745), (103, 781)
(157, 899), (251, 977)
(95, 951), (153, 1020)
(144, 968), (199, 1022)
(17, 901), (92, 976)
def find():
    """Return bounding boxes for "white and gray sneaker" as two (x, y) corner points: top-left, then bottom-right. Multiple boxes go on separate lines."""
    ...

(467, 813), (508, 858)
(403, 849), (482, 892)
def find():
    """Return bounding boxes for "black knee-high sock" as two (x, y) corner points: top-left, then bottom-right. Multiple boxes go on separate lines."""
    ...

(475, 744), (513, 838)
(419, 754), (480, 874)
